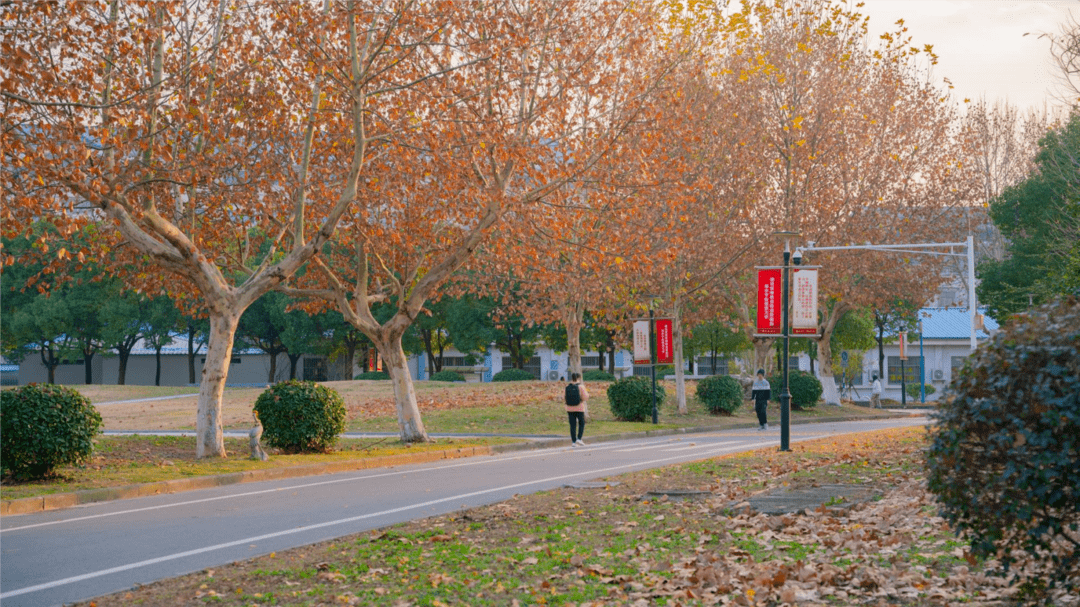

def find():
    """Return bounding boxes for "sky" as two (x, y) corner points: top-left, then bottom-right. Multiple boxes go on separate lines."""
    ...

(857, 0), (1078, 113)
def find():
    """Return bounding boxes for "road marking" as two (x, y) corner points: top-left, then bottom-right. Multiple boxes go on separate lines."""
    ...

(661, 440), (758, 452)
(0, 438), (775, 601)
(0, 437), (673, 533)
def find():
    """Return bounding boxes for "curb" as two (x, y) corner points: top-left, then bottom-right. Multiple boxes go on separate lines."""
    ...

(0, 412), (911, 517)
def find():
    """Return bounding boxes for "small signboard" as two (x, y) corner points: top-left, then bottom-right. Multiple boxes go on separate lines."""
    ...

(656, 319), (674, 364)
(633, 320), (651, 365)
(792, 268), (819, 335)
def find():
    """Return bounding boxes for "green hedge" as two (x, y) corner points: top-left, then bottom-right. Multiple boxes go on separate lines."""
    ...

(253, 381), (347, 453)
(926, 296), (1079, 594)
(1, 384), (103, 480)
(429, 370), (466, 382)
(904, 382), (936, 400)
(354, 371), (390, 380)
(492, 368), (535, 382)
(768, 370), (822, 410)
(582, 369), (616, 382)
(696, 375), (743, 415)
(607, 376), (665, 422)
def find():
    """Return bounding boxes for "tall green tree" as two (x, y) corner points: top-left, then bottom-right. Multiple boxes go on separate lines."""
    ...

(979, 111), (1080, 317)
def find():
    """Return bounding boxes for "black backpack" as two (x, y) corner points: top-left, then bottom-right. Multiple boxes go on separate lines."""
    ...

(565, 383), (581, 406)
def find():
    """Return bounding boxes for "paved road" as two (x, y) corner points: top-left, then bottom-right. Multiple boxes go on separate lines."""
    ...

(0, 416), (926, 606)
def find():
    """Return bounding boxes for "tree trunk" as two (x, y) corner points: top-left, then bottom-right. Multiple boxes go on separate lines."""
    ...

(422, 329), (436, 375)
(288, 353), (301, 380)
(344, 343), (356, 379)
(380, 333), (429, 442)
(563, 302), (585, 379)
(607, 334), (616, 375)
(41, 347), (57, 384)
(117, 349), (130, 385)
(84, 351), (95, 385)
(753, 338), (775, 376)
(267, 351), (278, 384)
(673, 301), (688, 415)
(188, 326), (197, 385)
(816, 304), (847, 406)
(155, 347), (163, 386)
(196, 312), (240, 459)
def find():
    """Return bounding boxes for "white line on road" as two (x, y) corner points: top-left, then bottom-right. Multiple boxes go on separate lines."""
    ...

(0, 439), (773, 601)
(0, 437), (674, 534)
(662, 440), (759, 452)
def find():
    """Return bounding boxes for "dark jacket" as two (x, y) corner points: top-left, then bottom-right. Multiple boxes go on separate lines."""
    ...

(751, 378), (771, 406)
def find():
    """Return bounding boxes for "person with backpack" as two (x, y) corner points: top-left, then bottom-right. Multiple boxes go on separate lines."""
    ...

(751, 369), (771, 430)
(565, 372), (589, 446)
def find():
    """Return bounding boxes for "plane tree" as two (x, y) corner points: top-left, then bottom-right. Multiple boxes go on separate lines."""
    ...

(286, 0), (679, 442)
(2, 0), (469, 457)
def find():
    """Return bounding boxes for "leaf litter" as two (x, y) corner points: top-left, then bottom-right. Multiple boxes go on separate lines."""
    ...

(74, 426), (1078, 606)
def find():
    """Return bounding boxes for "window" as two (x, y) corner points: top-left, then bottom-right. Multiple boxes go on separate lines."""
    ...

(695, 356), (729, 375)
(581, 356), (600, 367)
(887, 356), (923, 385)
(501, 356), (541, 379)
(304, 357), (328, 382)
(441, 356), (468, 368)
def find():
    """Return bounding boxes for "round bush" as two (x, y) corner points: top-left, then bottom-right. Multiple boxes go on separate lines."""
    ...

(354, 371), (389, 380)
(582, 369), (616, 382)
(768, 370), (823, 410)
(429, 370), (465, 382)
(253, 380), (347, 453)
(607, 376), (665, 422)
(491, 368), (535, 382)
(904, 382), (936, 400)
(926, 296), (1079, 594)
(1, 384), (102, 480)
(696, 375), (743, 415)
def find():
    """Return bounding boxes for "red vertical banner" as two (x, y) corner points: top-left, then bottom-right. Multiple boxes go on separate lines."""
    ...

(656, 319), (674, 364)
(899, 332), (907, 360)
(756, 269), (782, 334)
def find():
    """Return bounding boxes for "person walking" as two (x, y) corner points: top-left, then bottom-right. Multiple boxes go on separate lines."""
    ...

(565, 372), (589, 446)
(870, 374), (882, 409)
(751, 369), (771, 430)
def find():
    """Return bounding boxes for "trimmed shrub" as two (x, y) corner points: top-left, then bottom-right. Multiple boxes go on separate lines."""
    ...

(768, 370), (823, 410)
(696, 375), (743, 415)
(607, 376), (665, 422)
(492, 368), (535, 382)
(354, 371), (390, 380)
(926, 296), (1079, 595)
(429, 370), (465, 382)
(253, 380), (347, 453)
(1, 384), (102, 480)
(904, 382), (936, 400)
(582, 369), (616, 382)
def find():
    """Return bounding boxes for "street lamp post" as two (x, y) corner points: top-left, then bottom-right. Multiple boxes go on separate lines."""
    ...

(649, 307), (658, 425)
(776, 232), (799, 452)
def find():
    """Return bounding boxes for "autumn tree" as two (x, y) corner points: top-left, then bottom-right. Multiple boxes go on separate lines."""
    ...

(289, 1), (679, 442)
(2, 1), (472, 456)
(709, 0), (968, 404)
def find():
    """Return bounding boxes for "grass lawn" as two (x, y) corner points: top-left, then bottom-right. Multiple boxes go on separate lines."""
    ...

(80, 379), (899, 436)
(76, 426), (1071, 607)
(0, 435), (516, 502)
